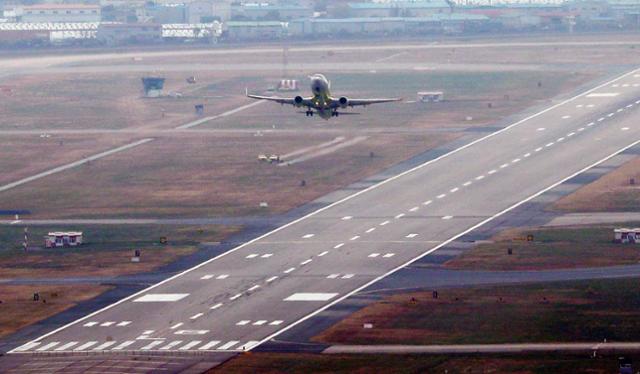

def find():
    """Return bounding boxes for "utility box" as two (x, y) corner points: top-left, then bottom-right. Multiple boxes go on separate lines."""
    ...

(614, 228), (640, 244)
(417, 91), (444, 103)
(142, 77), (165, 98)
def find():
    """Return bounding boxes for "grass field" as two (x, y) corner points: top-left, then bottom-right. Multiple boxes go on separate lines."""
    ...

(0, 284), (110, 338)
(0, 224), (238, 278)
(444, 224), (640, 271)
(314, 278), (640, 346)
(212, 352), (630, 374)
(0, 132), (449, 218)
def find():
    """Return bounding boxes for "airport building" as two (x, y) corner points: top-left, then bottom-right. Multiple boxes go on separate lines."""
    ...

(231, 3), (313, 21)
(224, 21), (286, 40)
(44, 231), (83, 248)
(17, 4), (101, 23)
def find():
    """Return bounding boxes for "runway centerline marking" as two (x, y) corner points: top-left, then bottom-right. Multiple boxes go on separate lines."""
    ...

(133, 294), (189, 302)
(284, 293), (338, 301)
(334, 243), (345, 249)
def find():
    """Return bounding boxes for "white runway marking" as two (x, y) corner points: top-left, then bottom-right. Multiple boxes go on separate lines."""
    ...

(236, 320), (250, 326)
(475, 175), (485, 180)
(380, 220), (390, 225)
(577, 127), (585, 132)
(300, 259), (312, 265)
(160, 341), (183, 350)
(248, 285), (260, 291)
(253, 320), (268, 326)
(270, 320), (284, 325)
(113, 340), (135, 350)
(83, 322), (98, 327)
(179, 341), (201, 350)
(140, 340), (164, 351)
(512, 158), (521, 163)
(284, 267), (295, 274)
(100, 322), (115, 327)
(14, 342), (40, 352)
(350, 236), (360, 241)
(524, 153), (531, 157)
(266, 276), (279, 282)
(368, 253), (380, 258)
(327, 274), (339, 279)
(218, 341), (240, 350)
(210, 303), (223, 310)
(535, 147), (543, 152)
(176, 100), (265, 129)
(567, 132), (576, 137)
(116, 321), (131, 327)
(442, 216), (453, 220)
(317, 251), (329, 257)
(246, 254), (258, 259)
(36, 342), (59, 351)
(216, 274), (229, 279)
(450, 187), (459, 193)
(284, 293), (338, 301)
(93, 341), (117, 351)
(462, 181), (472, 186)
(586, 93), (619, 97)
(174, 330), (209, 335)
(199, 341), (221, 350)
(230, 293), (242, 301)
(546, 142), (554, 147)
(409, 207), (419, 212)
(74, 341), (98, 351)
(562, 115), (571, 119)
(406, 233), (418, 238)
(423, 200), (433, 205)
(488, 169), (497, 174)
(366, 227), (376, 233)
(55, 342), (78, 351)
(302, 234), (314, 239)
(334, 243), (344, 249)
(536, 127), (545, 131)
(133, 293), (189, 302)
(260, 253), (273, 258)
(170, 323), (184, 330)
(383, 253), (395, 258)
(437, 193), (446, 199)
(342, 216), (352, 220)
(395, 213), (405, 219)
(190, 313), (204, 320)
(622, 127), (630, 131)
(342, 274), (355, 279)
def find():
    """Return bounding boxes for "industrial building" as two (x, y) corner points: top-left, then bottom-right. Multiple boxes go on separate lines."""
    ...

(18, 4), (101, 23)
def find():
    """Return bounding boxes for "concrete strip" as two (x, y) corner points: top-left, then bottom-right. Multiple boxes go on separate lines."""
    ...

(545, 212), (640, 227)
(176, 100), (265, 129)
(323, 343), (640, 355)
(0, 138), (154, 194)
(280, 136), (368, 166)
(281, 137), (346, 159)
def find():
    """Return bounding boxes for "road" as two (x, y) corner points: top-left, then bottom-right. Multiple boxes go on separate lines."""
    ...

(7, 67), (640, 357)
(323, 342), (640, 354)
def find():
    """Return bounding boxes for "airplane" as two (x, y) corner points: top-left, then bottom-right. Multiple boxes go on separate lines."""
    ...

(246, 74), (402, 120)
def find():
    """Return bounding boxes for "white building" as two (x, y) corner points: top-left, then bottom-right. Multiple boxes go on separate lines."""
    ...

(44, 232), (83, 248)
(19, 4), (101, 23)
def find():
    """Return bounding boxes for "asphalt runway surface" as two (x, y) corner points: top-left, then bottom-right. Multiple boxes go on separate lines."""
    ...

(6, 67), (640, 358)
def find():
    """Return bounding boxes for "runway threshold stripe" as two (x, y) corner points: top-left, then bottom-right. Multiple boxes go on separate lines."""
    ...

(36, 342), (59, 351)
(74, 341), (98, 351)
(14, 342), (40, 352)
(199, 341), (221, 350)
(218, 341), (240, 350)
(179, 341), (202, 350)
(112, 340), (135, 350)
(93, 341), (117, 351)
(55, 342), (78, 351)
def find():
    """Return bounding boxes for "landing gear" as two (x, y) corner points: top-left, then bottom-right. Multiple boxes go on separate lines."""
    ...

(305, 110), (314, 117)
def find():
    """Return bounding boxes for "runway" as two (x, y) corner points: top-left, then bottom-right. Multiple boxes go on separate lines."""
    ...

(7, 67), (640, 357)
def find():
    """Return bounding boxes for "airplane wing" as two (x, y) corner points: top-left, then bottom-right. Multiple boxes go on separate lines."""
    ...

(331, 98), (402, 108)
(246, 91), (314, 107)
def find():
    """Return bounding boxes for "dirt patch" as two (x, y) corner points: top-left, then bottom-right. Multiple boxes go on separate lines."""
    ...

(0, 284), (110, 338)
(313, 278), (640, 346)
(553, 156), (640, 212)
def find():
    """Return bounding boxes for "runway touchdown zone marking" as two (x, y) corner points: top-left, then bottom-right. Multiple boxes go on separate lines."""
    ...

(284, 293), (338, 301)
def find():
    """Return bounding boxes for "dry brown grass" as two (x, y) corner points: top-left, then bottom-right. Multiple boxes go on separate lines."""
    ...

(0, 284), (110, 338)
(553, 156), (640, 212)
(0, 132), (450, 218)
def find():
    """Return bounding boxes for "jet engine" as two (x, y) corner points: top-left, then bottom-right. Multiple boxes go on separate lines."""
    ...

(338, 97), (349, 108)
(294, 96), (304, 107)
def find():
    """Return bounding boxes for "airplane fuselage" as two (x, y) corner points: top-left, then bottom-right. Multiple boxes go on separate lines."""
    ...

(308, 74), (335, 119)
